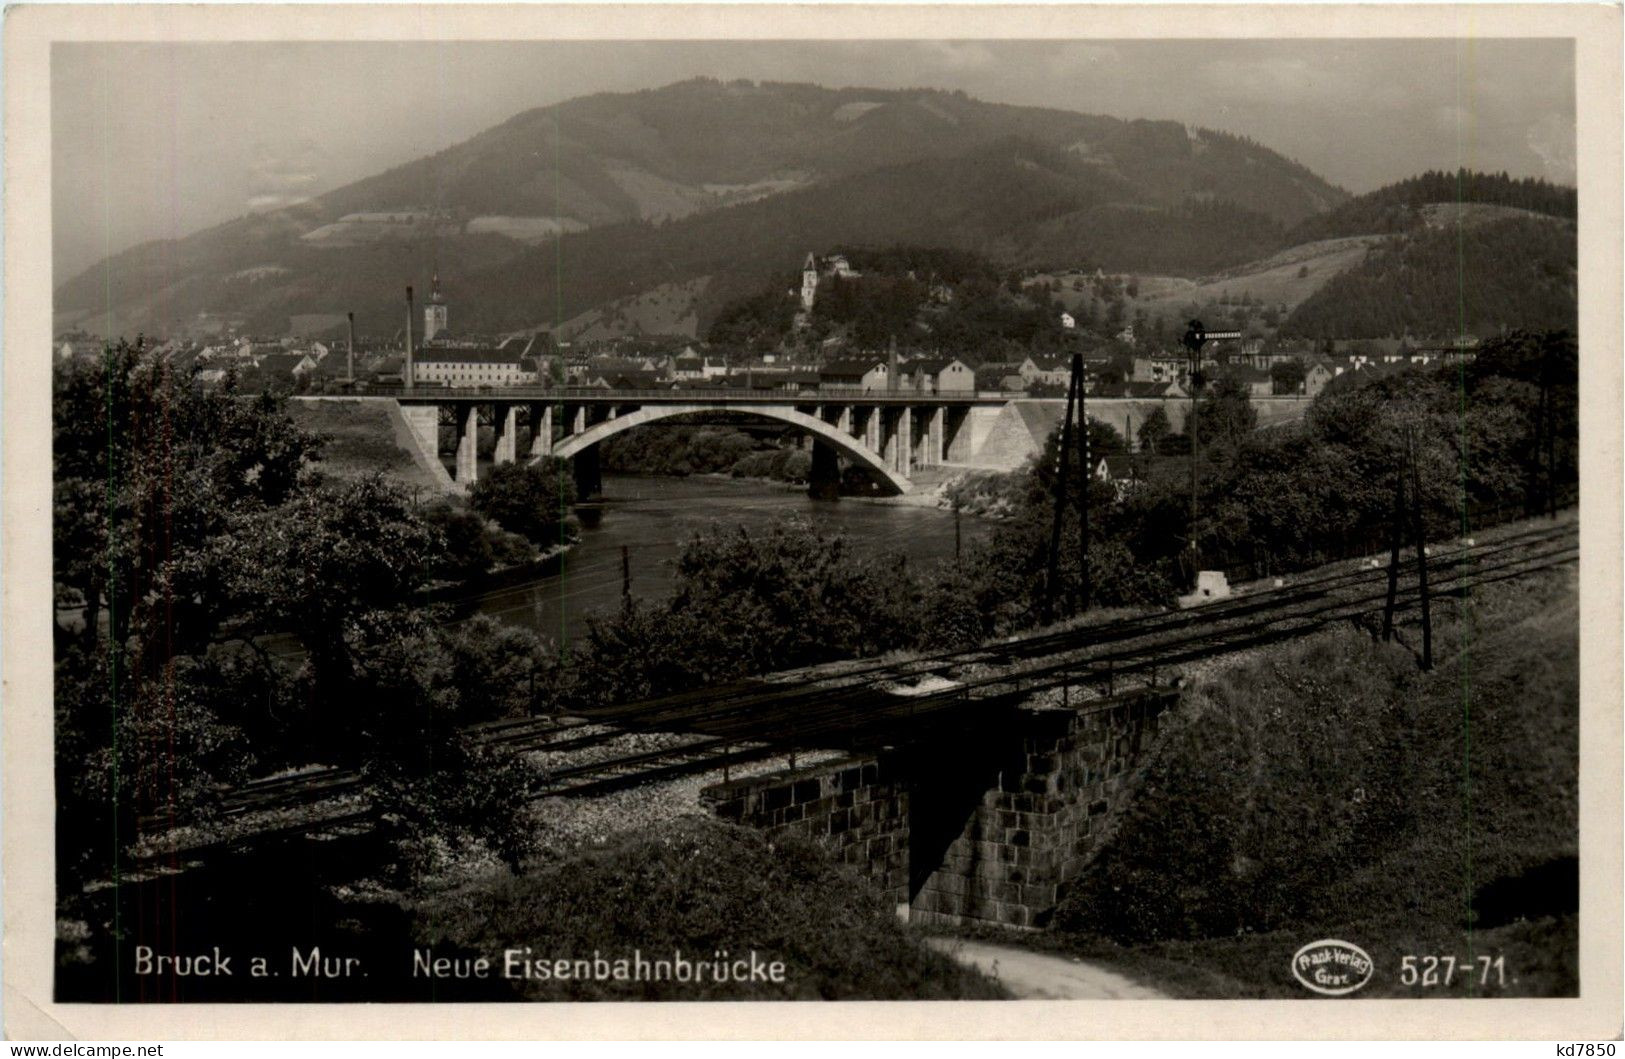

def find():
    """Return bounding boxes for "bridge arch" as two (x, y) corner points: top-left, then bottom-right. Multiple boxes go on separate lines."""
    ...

(547, 403), (913, 495)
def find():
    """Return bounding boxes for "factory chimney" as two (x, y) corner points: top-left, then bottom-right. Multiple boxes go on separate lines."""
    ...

(887, 335), (898, 394)
(404, 286), (415, 389)
(346, 312), (356, 384)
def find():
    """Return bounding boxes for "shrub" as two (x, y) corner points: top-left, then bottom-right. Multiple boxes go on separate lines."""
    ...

(411, 817), (1005, 1000)
(1054, 630), (1420, 942)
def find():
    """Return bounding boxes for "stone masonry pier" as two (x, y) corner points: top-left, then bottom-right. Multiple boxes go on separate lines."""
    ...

(700, 684), (1179, 929)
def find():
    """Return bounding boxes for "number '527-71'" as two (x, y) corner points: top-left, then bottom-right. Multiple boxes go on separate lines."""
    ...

(1398, 954), (1507, 987)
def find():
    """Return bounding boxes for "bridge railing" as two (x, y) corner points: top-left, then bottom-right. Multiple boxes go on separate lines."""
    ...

(360, 384), (1014, 402)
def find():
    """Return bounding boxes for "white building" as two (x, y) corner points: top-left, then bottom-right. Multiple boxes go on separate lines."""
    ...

(414, 348), (532, 387)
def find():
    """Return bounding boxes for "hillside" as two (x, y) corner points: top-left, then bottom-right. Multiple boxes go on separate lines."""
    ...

(55, 78), (1348, 339)
(1285, 169), (1576, 244)
(1280, 215), (1576, 338)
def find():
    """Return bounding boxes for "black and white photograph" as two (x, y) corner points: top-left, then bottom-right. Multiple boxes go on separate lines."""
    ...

(4, 2), (1621, 1040)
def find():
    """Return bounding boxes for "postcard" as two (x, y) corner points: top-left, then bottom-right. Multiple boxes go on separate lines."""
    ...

(4, 3), (1620, 1041)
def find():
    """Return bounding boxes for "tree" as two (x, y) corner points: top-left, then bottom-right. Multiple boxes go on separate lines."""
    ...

(1271, 358), (1308, 395)
(1187, 376), (1258, 453)
(1138, 406), (1173, 455)
(467, 458), (578, 547)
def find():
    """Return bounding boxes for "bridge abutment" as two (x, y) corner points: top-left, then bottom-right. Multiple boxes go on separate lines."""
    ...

(701, 685), (1177, 930)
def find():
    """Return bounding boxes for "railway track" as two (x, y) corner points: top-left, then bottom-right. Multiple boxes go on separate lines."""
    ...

(128, 517), (1576, 863)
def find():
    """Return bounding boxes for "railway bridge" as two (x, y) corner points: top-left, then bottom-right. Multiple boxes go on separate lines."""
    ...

(380, 386), (1012, 497)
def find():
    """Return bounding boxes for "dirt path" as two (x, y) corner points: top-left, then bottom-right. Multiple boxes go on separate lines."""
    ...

(925, 937), (1167, 999)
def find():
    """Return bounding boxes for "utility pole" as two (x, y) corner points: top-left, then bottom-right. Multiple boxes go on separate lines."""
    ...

(620, 544), (632, 614)
(1409, 432), (1433, 670)
(954, 500), (962, 560)
(1043, 360), (1080, 624)
(1075, 352), (1091, 613)
(1381, 438), (1408, 642)
(1182, 320), (1206, 576)
(1530, 351), (1548, 517)
(1543, 350), (1558, 518)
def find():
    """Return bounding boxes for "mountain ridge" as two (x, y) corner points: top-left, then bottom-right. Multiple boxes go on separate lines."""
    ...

(56, 78), (1352, 337)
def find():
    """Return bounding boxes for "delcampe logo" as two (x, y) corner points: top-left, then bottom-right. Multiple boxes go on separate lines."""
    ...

(1291, 939), (1375, 996)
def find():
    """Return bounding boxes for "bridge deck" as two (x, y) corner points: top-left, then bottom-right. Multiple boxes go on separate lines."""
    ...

(363, 385), (1031, 406)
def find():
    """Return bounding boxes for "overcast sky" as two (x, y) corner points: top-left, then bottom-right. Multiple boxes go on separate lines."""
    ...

(52, 38), (1575, 281)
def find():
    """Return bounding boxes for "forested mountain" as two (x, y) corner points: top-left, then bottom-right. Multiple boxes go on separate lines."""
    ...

(1280, 215), (1576, 339)
(1285, 170), (1576, 244)
(56, 78), (1348, 339)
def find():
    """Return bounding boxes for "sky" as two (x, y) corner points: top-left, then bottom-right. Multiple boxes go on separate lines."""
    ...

(52, 38), (1576, 281)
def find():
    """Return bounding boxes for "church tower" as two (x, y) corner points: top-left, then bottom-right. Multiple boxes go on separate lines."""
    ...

(424, 270), (448, 342)
(799, 253), (819, 313)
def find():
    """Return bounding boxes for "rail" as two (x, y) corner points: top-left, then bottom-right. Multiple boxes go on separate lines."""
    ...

(127, 517), (1576, 863)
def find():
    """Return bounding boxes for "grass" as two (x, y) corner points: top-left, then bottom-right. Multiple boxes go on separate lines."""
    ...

(1045, 564), (1579, 997)
(410, 816), (1007, 1000)
(288, 398), (447, 493)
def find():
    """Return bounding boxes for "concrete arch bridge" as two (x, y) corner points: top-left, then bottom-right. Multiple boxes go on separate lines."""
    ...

(391, 387), (1012, 498)
(331, 387), (1309, 497)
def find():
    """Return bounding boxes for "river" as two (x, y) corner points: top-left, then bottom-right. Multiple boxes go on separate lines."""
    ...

(449, 474), (986, 645)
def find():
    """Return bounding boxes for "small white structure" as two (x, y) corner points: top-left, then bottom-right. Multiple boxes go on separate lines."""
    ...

(1060, 311), (1076, 330)
(1177, 570), (1232, 609)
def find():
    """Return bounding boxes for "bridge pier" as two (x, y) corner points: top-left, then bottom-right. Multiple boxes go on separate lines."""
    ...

(861, 406), (881, 454)
(808, 440), (841, 501)
(896, 406), (913, 475)
(926, 406), (945, 465)
(573, 447), (602, 500)
(493, 404), (519, 465)
(529, 404), (553, 458)
(455, 405), (479, 485)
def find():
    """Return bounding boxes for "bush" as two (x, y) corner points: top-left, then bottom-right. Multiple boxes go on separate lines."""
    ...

(411, 817), (1005, 1000)
(467, 458), (578, 547)
(1055, 631), (1423, 942)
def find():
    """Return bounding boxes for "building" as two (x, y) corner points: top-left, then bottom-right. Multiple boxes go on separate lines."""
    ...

(1223, 365), (1274, 397)
(1131, 355), (1187, 385)
(1018, 355), (1071, 387)
(899, 357), (975, 394)
(424, 272), (448, 341)
(800, 253), (819, 313)
(672, 354), (728, 381)
(1059, 312), (1076, 330)
(1093, 454), (1143, 497)
(819, 357), (889, 392)
(413, 348), (533, 387)
(1303, 360), (1337, 397)
(975, 362), (1026, 392)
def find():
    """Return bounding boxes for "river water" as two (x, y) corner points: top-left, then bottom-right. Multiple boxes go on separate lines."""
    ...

(451, 474), (984, 646)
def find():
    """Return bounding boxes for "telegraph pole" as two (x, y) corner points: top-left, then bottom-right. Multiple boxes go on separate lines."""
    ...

(1074, 351), (1091, 613)
(1179, 319), (1241, 583)
(1381, 438), (1408, 642)
(1542, 350), (1558, 518)
(1409, 432), (1433, 670)
(1182, 320), (1206, 574)
(1043, 360), (1080, 624)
